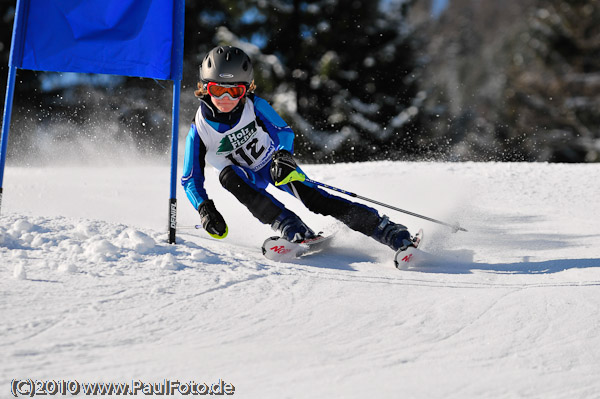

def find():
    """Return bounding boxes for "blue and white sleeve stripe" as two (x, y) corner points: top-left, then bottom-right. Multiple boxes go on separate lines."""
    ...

(181, 124), (208, 210)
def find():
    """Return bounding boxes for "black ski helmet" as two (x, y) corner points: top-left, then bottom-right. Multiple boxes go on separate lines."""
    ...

(200, 46), (254, 85)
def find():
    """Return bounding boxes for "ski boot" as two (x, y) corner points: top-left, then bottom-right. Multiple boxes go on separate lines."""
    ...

(271, 210), (316, 243)
(372, 215), (416, 252)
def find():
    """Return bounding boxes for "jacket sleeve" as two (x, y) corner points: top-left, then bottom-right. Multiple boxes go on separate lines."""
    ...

(252, 95), (295, 153)
(181, 123), (209, 210)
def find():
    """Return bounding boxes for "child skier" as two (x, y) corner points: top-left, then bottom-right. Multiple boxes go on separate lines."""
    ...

(182, 46), (416, 253)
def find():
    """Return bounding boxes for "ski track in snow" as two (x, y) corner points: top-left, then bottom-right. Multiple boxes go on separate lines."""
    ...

(1, 161), (600, 398)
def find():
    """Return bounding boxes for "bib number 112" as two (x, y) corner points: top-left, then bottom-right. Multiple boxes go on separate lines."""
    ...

(226, 138), (265, 166)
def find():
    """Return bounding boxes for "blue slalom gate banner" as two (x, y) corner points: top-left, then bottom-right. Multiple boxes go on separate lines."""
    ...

(1, 0), (185, 243)
(12, 0), (182, 80)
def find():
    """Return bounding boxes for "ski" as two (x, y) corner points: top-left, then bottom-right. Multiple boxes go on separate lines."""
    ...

(394, 228), (425, 268)
(262, 234), (334, 262)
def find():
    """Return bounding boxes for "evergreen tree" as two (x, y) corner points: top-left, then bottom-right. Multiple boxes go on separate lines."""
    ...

(275, 0), (426, 162)
(503, 0), (600, 162)
(415, 0), (532, 161)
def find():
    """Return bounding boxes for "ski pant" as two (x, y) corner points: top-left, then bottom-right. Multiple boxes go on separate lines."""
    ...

(219, 164), (382, 236)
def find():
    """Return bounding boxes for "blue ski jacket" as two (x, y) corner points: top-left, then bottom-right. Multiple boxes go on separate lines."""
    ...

(181, 94), (295, 210)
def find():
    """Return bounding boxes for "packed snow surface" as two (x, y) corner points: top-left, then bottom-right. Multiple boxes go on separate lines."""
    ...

(1, 161), (599, 398)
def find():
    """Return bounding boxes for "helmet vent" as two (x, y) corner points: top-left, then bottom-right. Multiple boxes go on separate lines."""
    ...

(217, 47), (224, 54)
(242, 61), (248, 71)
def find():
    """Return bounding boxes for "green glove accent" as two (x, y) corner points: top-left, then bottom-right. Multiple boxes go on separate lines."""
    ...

(198, 199), (228, 239)
(207, 225), (228, 239)
(270, 150), (307, 186)
(274, 169), (306, 186)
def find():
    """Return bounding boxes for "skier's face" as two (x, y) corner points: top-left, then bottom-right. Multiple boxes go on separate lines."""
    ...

(211, 96), (241, 113)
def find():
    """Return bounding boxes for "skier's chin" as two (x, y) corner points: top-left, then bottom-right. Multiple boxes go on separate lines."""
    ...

(212, 98), (240, 113)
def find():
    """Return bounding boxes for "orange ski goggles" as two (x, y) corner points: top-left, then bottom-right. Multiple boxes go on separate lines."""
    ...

(206, 82), (247, 99)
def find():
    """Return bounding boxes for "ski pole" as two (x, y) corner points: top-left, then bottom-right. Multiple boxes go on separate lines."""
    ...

(304, 178), (467, 233)
(178, 224), (202, 230)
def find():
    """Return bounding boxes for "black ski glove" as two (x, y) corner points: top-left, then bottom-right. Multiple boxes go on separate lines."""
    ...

(198, 199), (228, 239)
(270, 150), (305, 186)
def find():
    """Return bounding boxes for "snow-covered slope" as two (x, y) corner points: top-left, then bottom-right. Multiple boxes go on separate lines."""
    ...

(1, 161), (599, 398)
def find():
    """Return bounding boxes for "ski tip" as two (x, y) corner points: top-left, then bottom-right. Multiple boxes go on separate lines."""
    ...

(262, 236), (301, 261)
(262, 233), (334, 262)
(394, 228), (423, 269)
(394, 246), (419, 269)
